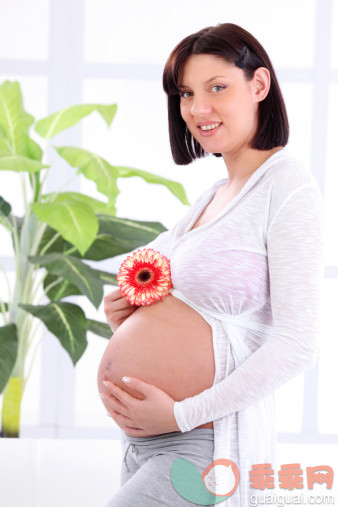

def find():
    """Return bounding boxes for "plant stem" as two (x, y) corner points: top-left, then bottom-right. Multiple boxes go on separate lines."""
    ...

(26, 317), (43, 353)
(0, 262), (11, 323)
(23, 328), (44, 389)
(1, 377), (23, 437)
(0, 215), (14, 232)
(0, 298), (9, 325)
(20, 172), (28, 210)
(2, 143), (90, 436)
(29, 271), (48, 303)
(39, 168), (49, 193)
(1, 151), (58, 437)
(0, 261), (12, 302)
(11, 213), (22, 300)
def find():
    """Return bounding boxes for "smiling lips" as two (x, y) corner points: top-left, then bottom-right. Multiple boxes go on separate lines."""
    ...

(198, 121), (222, 130)
(197, 122), (223, 137)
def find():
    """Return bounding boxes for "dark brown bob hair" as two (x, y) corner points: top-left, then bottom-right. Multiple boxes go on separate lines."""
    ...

(162, 22), (289, 165)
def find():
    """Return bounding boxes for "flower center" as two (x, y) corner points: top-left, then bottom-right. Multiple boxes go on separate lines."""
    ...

(136, 268), (153, 283)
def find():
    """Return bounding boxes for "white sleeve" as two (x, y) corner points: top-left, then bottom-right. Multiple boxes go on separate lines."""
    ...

(173, 184), (326, 432)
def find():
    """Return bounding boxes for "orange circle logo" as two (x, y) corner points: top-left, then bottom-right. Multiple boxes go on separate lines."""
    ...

(201, 458), (240, 497)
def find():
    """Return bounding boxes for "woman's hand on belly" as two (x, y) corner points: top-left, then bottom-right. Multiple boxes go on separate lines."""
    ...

(101, 377), (181, 437)
(97, 293), (215, 435)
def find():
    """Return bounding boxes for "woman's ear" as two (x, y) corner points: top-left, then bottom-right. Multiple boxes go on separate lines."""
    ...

(252, 67), (271, 103)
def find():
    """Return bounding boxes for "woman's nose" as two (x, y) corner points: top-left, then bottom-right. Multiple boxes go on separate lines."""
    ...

(190, 95), (213, 116)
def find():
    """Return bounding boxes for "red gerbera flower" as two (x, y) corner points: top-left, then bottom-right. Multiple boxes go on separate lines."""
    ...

(116, 248), (173, 306)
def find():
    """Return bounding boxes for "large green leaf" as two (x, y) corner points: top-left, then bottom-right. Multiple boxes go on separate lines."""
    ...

(0, 154), (48, 173)
(0, 323), (18, 393)
(30, 197), (99, 256)
(28, 253), (104, 309)
(0, 137), (11, 154)
(0, 195), (11, 217)
(75, 215), (168, 261)
(42, 191), (117, 216)
(8, 215), (24, 251)
(43, 273), (83, 302)
(43, 271), (117, 305)
(53, 146), (190, 205)
(36, 215), (167, 261)
(35, 103), (117, 140)
(0, 81), (33, 155)
(53, 146), (119, 201)
(95, 269), (117, 285)
(0, 212), (24, 249)
(87, 319), (112, 339)
(24, 134), (43, 161)
(115, 165), (190, 205)
(95, 214), (167, 251)
(19, 302), (88, 366)
(0, 196), (12, 232)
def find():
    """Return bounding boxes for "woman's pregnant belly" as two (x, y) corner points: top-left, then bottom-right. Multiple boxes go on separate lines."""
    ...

(97, 294), (215, 432)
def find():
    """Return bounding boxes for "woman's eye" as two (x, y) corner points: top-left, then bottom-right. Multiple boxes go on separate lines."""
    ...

(179, 85), (226, 98)
(211, 85), (226, 92)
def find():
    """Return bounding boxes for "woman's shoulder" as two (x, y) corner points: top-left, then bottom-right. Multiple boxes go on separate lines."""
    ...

(270, 149), (315, 183)
(266, 149), (320, 205)
(264, 150), (323, 229)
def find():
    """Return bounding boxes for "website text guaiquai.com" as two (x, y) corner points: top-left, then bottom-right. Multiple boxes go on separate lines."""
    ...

(250, 494), (335, 505)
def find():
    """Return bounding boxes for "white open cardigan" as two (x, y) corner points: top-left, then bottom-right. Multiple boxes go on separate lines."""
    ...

(125, 147), (325, 506)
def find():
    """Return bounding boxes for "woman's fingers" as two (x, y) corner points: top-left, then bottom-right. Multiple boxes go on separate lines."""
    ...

(104, 288), (135, 311)
(103, 287), (138, 331)
(105, 307), (136, 321)
(104, 287), (125, 309)
(108, 410), (139, 430)
(105, 307), (137, 331)
(104, 286), (122, 301)
(101, 392), (128, 416)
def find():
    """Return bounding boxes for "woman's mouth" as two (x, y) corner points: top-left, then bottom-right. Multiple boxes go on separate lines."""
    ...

(198, 122), (222, 137)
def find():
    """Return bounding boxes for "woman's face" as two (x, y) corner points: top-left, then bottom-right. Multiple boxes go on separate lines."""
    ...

(178, 53), (269, 155)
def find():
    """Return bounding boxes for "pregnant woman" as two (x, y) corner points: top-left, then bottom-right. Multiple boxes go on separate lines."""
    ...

(98, 22), (325, 506)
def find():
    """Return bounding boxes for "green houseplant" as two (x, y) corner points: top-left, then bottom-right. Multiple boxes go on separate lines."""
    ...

(0, 80), (190, 438)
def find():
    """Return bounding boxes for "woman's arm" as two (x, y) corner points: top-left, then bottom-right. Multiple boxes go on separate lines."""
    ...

(173, 184), (326, 432)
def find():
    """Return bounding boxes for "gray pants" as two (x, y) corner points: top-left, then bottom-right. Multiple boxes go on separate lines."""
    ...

(104, 428), (215, 506)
